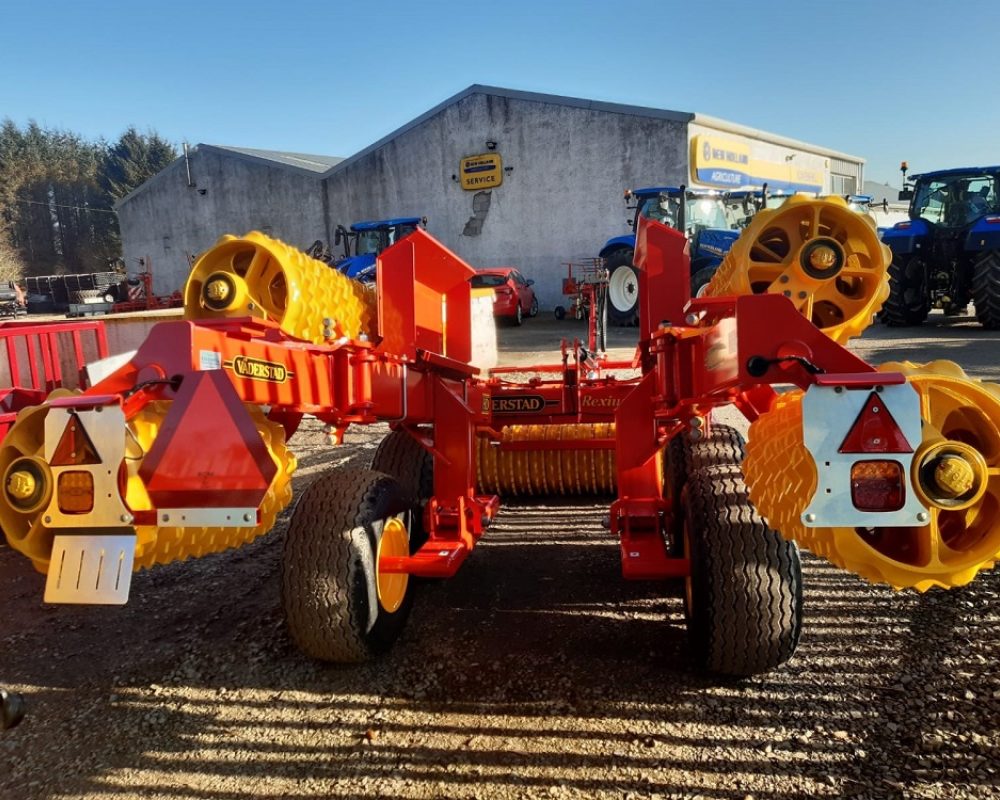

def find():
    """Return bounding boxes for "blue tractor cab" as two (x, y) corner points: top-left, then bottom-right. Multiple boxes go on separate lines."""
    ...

(723, 186), (800, 229)
(881, 165), (1000, 327)
(599, 186), (738, 325)
(334, 217), (425, 283)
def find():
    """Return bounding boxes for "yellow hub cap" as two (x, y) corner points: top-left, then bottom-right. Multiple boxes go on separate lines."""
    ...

(809, 244), (838, 271)
(376, 518), (410, 613)
(7, 469), (36, 501)
(914, 439), (989, 511)
(934, 456), (976, 498)
(205, 278), (232, 304)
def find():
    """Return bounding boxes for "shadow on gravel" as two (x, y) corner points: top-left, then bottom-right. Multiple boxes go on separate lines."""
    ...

(3, 496), (999, 799)
(852, 315), (1000, 382)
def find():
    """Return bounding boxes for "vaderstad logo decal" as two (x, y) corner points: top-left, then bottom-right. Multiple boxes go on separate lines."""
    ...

(227, 355), (292, 383)
(492, 395), (545, 413)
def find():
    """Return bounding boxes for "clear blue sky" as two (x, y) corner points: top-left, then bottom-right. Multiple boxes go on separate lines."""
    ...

(1, 0), (995, 186)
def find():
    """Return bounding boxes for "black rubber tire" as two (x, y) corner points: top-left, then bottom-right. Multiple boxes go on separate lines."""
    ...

(882, 254), (930, 326)
(513, 303), (523, 326)
(1, 688), (25, 730)
(528, 296), (539, 317)
(972, 249), (1000, 329)
(282, 469), (414, 663)
(605, 249), (639, 327)
(370, 428), (433, 549)
(682, 467), (803, 677)
(665, 424), (745, 552)
(690, 266), (718, 299)
(554, 305), (566, 320)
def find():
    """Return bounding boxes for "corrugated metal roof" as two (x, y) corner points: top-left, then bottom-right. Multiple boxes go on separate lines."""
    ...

(205, 145), (344, 174)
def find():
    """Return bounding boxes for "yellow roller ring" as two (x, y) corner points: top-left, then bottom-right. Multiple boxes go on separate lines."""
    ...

(476, 423), (618, 496)
(0, 395), (296, 574)
(184, 230), (376, 344)
(743, 361), (1000, 590)
(706, 195), (891, 344)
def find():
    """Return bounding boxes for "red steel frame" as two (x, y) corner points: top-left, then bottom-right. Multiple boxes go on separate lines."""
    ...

(559, 258), (608, 353)
(608, 219), (900, 580)
(0, 319), (108, 440)
(19, 221), (902, 587)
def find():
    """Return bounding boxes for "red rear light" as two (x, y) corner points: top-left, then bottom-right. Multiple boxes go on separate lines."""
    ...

(986, 216), (1000, 225)
(895, 221), (911, 229)
(851, 460), (905, 511)
(839, 392), (912, 454)
(496, 287), (513, 297)
(50, 415), (102, 466)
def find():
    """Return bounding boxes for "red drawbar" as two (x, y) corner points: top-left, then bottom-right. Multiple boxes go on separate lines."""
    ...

(139, 370), (277, 509)
(839, 392), (913, 454)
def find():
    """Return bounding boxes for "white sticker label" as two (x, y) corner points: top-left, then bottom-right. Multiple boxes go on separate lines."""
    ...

(199, 350), (222, 371)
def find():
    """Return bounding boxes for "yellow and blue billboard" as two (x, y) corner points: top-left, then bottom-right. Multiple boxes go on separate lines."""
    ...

(691, 134), (825, 193)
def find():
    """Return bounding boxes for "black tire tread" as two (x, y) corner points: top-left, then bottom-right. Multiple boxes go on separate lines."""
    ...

(370, 429), (433, 549)
(691, 266), (718, 298)
(605, 248), (639, 327)
(683, 467), (803, 676)
(666, 423), (745, 503)
(282, 469), (411, 663)
(972, 249), (1000, 329)
(882, 254), (929, 327)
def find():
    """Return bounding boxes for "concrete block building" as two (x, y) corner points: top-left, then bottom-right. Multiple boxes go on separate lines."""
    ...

(117, 85), (864, 306)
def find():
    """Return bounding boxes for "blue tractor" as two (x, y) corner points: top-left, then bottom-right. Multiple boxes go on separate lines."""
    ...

(882, 166), (1000, 327)
(334, 217), (425, 283)
(599, 187), (738, 325)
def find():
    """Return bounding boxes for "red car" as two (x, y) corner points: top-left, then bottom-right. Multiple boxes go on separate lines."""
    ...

(470, 267), (538, 325)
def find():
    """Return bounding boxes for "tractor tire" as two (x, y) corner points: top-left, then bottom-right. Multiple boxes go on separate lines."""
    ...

(882, 254), (929, 326)
(282, 469), (415, 663)
(690, 266), (718, 299)
(370, 428), (433, 549)
(681, 467), (803, 677)
(665, 424), (745, 552)
(605, 249), (639, 327)
(972, 249), (1000, 329)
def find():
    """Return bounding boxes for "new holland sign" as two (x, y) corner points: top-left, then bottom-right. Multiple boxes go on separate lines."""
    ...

(460, 153), (503, 190)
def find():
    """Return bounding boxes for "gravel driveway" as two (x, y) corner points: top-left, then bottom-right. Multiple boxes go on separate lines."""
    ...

(2, 312), (998, 799)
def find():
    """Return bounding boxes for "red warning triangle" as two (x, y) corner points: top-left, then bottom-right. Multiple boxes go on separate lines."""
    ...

(50, 414), (102, 466)
(839, 391), (913, 454)
(138, 370), (277, 508)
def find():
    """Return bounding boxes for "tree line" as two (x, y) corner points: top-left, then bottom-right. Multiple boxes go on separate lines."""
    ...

(0, 121), (177, 281)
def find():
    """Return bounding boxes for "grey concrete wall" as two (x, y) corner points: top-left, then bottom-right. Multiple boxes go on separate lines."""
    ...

(118, 149), (327, 295)
(323, 93), (689, 309)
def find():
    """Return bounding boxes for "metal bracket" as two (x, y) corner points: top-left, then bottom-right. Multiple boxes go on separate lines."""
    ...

(801, 382), (929, 527)
(156, 507), (258, 527)
(44, 532), (135, 604)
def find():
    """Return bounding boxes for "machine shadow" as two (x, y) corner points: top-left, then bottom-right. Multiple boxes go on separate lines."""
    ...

(3, 498), (998, 798)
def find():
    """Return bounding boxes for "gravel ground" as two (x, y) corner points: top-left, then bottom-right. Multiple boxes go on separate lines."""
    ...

(2, 311), (999, 799)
